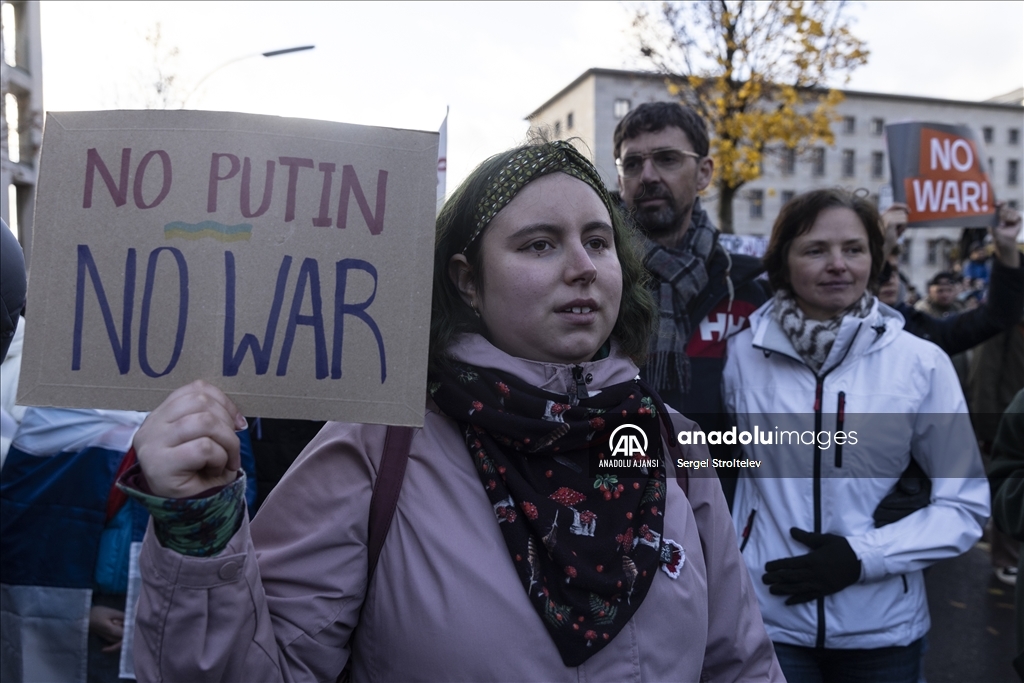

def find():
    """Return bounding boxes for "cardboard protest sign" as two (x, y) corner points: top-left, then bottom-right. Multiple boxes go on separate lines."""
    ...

(18, 111), (438, 426)
(886, 122), (997, 228)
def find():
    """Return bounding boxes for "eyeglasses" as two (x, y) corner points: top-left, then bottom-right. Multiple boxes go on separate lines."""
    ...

(615, 148), (702, 178)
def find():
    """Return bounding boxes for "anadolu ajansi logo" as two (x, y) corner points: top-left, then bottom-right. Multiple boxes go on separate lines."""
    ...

(608, 423), (648, 458)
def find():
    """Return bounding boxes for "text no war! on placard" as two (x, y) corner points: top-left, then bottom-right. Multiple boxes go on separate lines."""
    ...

(18, 111), (438, 426)
(886, 121), (998, 228)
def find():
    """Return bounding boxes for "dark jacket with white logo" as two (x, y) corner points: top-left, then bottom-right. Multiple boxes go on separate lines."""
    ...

(653, 245), (771, 502)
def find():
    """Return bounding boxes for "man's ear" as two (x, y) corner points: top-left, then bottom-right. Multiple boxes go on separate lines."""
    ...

(448, 253), (477, 307)
(697, 155), (714, 193)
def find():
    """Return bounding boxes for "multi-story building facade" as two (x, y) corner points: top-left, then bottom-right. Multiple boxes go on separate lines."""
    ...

(526, 68), (1024, 290)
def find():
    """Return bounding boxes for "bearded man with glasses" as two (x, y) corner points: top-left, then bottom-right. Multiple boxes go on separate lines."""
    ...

(614, 102), (771, 505)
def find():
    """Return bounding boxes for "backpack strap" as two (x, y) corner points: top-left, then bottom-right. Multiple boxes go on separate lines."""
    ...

(366, 425), (414, 579)
(339, 426), (413, 682)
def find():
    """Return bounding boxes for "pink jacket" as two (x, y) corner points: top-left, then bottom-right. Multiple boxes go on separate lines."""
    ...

(133, 335), (782, 682)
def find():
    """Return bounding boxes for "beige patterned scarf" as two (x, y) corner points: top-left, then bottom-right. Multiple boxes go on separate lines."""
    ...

(773, 289), (874, 374)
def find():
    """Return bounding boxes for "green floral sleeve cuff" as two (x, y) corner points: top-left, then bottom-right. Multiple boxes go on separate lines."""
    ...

(117, 462), (246, 557)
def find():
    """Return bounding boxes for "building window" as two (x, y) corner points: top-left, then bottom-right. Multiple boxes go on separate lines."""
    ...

(554, 121), (561, 137)
(927, 238), (951, 266)
(843, 116), (855, 134)
(566, 112), (574, 130)
(989, 157), (995, 175)
(781, 190), (795, 205)
(871, 118), (884, 135)
(1010, 200), (1020, 210)
(781, 148), (795, 175)
(812, 147), (825, 177)
(900, 239), (912, 266)
(1010, 159), (1020, 186)
(613, 99), (631, 119)
(749, 190), (764, 219)
(842, 149), (855, 177)
(1011, 128), (1020, 145)
(5, 93), (20, 163)
(983, 127), (994, 144)
(871, 151), (885, 179)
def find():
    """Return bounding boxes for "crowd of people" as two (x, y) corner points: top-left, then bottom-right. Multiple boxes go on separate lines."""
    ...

(1, 99), (1022, 683)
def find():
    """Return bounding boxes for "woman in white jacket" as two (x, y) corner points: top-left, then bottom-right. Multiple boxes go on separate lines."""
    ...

(723, 188), (989, 683)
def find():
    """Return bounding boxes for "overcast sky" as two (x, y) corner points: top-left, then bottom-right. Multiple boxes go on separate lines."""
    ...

(32, 1), (1024, 191)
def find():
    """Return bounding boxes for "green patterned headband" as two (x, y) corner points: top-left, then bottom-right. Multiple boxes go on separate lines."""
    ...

(462, 141), (618, 253)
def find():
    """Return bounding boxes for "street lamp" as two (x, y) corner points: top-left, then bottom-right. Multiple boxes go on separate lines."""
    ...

(183, 44), (315, 106)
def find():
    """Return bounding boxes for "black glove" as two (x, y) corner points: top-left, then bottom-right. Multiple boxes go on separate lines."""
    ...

(762, 527), (861, 605)
(873, 458), (931, 527)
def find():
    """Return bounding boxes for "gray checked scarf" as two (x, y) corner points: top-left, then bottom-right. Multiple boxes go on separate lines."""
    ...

(641, 198), (718, 393)
(773, 289), (874, 375)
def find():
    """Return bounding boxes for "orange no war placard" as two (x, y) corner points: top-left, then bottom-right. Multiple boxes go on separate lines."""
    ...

(886, 122), (997, 228)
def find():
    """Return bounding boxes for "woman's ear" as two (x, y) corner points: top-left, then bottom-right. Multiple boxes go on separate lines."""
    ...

(448, 254), (477, 308)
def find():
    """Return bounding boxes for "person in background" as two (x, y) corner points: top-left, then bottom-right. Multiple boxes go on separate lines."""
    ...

(917, 269), (974, 390)
(0, 405), (257, 683)
(875, 202), (1022, 356)
(987, 388), (1024, 678)
(0, 319), (258, 683)
(971, 315), (1024, 587)
(1, 322), (26, 467)
(0, 218), (26, 364)
(964, 240), (992, 289)
(119, 140), (783, 682)
(872, 203), (1023, 584)
(904, 280), (921, 306)
(613, 101), (770, 504)
(879, 202), (1023, 589)
(724, 188), (988, 683)
(246, 417), (325, 514)
(915, 271), (963, 319)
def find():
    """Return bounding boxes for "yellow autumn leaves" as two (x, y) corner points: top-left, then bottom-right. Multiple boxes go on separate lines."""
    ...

(636, 0), (869, 230)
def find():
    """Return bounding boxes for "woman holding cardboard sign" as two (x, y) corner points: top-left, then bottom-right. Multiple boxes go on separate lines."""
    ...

(722, 188), (990, 682)
(120, 141), (782, 681)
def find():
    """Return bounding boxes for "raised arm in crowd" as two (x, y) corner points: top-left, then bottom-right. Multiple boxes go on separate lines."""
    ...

(877, 201), (1022, 356)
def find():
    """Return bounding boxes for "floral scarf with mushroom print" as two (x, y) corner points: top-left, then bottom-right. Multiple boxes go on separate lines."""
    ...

(429, 361), (671, 667)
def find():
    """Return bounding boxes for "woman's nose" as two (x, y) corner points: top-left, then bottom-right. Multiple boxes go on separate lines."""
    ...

(565, 242), (598, 283)
(826, 248), (848, 271)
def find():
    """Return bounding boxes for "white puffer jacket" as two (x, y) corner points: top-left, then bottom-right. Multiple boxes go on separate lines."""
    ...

(723, 298), (989, 649)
